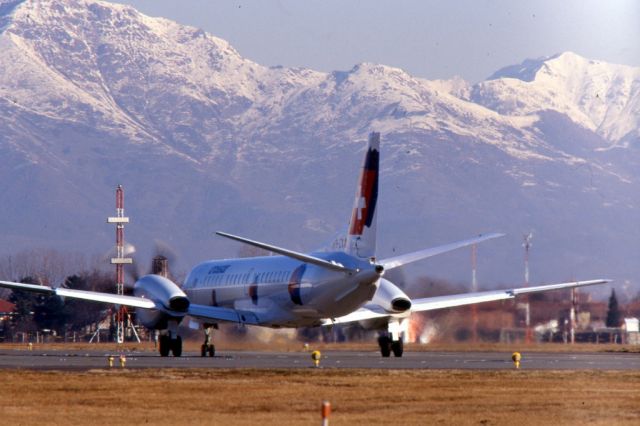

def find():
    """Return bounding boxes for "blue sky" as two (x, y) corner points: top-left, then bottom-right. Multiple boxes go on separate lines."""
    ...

(114, 0), (639, 82)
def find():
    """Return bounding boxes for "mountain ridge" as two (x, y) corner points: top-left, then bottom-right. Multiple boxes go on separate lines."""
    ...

(0, 0), (638, 291)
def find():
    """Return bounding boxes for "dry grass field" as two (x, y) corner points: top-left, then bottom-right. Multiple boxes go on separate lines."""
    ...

(0, 368), (639, 425)
(1, 341), (639, 425)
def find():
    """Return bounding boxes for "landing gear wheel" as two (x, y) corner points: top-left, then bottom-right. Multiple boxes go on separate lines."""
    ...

(201, 344), (215, 357)
(391, 339), (404, 357)
(378, 335), (391, 357)
(159, 335), (171, 357)
(171, 336), (183, 357)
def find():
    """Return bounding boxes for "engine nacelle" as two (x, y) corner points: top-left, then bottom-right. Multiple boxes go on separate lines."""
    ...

(371, 278), (412, 313)
(133, 275), (190, 330)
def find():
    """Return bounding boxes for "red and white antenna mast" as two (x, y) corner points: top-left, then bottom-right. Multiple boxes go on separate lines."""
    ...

(107, 185), (132, 344)
(523, 232), (533, 343)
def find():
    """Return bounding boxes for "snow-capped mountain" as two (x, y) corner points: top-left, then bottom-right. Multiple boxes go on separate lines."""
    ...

(474, 52), (640, 145)
(0, 0), (638, 291)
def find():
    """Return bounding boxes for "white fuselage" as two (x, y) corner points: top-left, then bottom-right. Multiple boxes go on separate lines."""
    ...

(183, 252), (379, 327)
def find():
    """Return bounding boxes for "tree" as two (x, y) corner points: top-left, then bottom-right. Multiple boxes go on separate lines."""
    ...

(62, 272), (112, 334)
(33, 293), (68, 336)
(606, 289), (621, 328)
(8, 276), (40, 335)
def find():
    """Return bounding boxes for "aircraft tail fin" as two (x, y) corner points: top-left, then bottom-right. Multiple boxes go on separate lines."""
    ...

(346, 132), (380, 260)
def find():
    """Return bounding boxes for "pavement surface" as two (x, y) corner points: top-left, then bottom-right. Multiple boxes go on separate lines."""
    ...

(0, 348), (638, 370)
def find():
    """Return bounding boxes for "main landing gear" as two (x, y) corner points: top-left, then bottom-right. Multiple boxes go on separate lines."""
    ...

(200, 325), (216, 357)
(158, 333), (182, 357)
(158, 321), (182, 357)
(378, 333), (404, 357)
(378, 319), (406, 357)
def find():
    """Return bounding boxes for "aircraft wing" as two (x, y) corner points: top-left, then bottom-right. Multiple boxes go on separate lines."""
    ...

(411, 279), (610, 312)
(187, 304), (261, 325)
(1, 280), (262, 325)
(323, 304), (391, 325)
(326, 279), (610, 324)
(379, 233), (504, 270)
(0, 280), (157, 309)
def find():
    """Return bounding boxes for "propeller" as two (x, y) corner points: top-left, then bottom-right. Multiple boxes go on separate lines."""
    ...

(125, 240), (178, 282)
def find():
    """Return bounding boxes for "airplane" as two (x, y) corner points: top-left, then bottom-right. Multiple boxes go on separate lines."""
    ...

(0, 132), (610, 358)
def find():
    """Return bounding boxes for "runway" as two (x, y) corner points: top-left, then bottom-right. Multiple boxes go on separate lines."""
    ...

(0, 348), (638, 370)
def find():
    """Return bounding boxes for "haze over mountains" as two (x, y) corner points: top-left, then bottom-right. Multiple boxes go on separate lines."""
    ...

(1, 0), (638, 293)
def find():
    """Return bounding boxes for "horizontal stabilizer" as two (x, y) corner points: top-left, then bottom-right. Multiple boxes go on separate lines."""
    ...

(216, 231), (356, 273)
(380, 232), (504, 270)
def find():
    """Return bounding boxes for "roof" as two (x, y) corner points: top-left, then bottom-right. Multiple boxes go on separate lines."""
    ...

(0, 299), (16, 313)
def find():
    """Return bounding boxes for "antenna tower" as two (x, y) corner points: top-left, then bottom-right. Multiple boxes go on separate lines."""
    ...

(107, 185), (133, 344)
(523, 232), (533, 343)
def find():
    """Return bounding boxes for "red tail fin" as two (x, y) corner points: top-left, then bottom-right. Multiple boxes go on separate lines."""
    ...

(346, 132), (380, 259)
